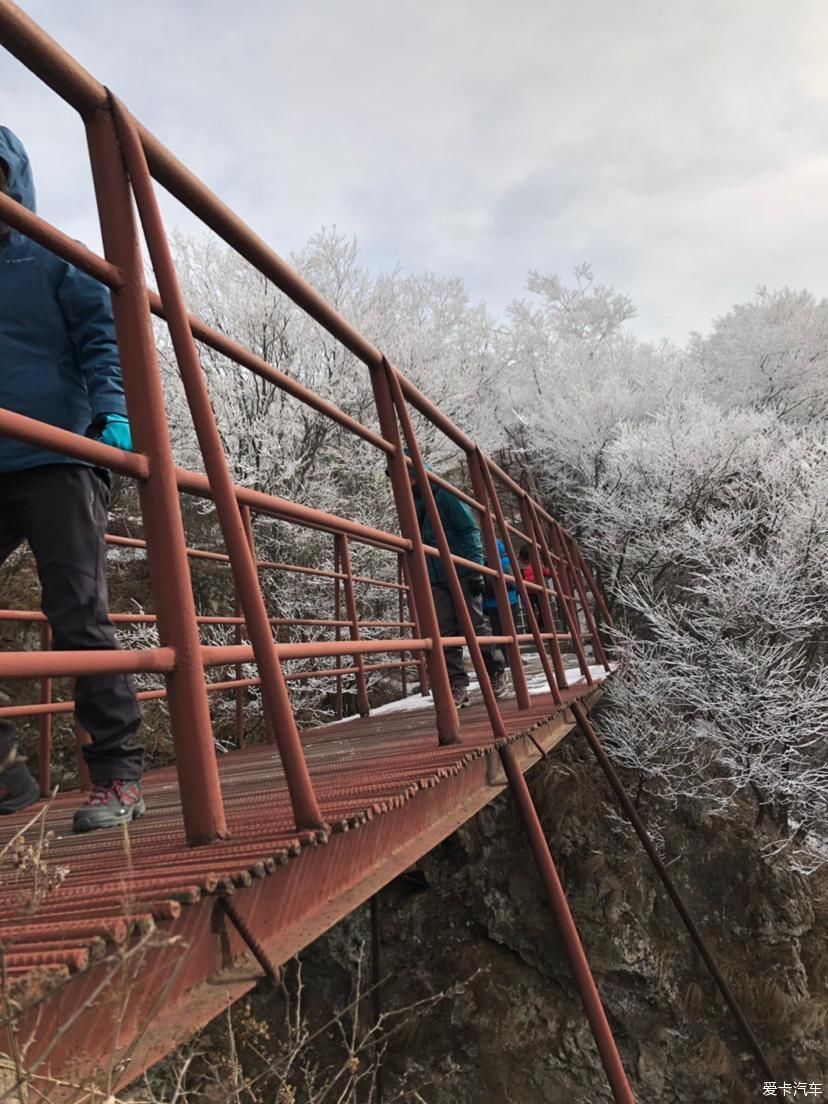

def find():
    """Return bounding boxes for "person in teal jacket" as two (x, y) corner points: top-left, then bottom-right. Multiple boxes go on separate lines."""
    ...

(0, 127), (144, 830)
(406, 457), (507, 706)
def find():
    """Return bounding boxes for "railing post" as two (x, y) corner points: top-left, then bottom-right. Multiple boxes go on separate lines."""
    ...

(526, 501), (593, 685)
(465, 451), (531, 709)
(38, 622), (52, 796)
(515, 497), (569, 690)
(333, 537), (344, 720)
(367, 359), (461, 745)
(110, 97), (323, 831)
(84, 106), (227, 844)
(385, 365), (509, 742)
(477, 459), (564, 706)
(336, 534), (370, 717)
(400, 556), (429, 697)
(232, 578), (245, 748)
(573, 541), (616, 633)
(547, 519), (593, 683)
(396, 554), (408, 699)
(561, 533), (611, 671)
(240, 508), (276, 743)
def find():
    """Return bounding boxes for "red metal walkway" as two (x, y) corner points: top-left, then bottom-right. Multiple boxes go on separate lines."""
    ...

(0, 674), (605, 1101)
(0, 4), (780, 1100)
(0, 4), (641, 1101)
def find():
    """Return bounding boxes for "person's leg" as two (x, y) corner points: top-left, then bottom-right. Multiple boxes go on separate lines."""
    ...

(0, 476), (41, 813)
(16, 467), (143, 788)
(431, 583), (466, 690)
(488, 605), (503, 639)
(460, 577), (506, 679)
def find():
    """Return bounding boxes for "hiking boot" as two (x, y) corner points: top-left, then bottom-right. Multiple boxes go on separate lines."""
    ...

(490, 671), (509, 700)
(0, 757), (41, 815)
(73, 779), (145, 833)
(451, 684), (470, 708)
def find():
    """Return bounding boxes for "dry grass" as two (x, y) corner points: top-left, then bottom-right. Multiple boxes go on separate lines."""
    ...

(579, 851), (608, 883)
(694, 1034), (742, 1091)
(682, 980), (707, 1019)
(0, 799), (68, 919)
(741, 979), (798, 1044)
(128, 947), (476, 1104)
(788, 996), (828, 1041)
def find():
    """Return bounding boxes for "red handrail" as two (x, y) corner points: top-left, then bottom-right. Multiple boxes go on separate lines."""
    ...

(0, 0), (611, 848)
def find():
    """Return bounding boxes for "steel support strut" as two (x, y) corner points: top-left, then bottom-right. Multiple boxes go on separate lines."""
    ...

(400, 555), (429, 696)
(515, 493), (569, 689)
(370, 894), (385, 1104)
(336, 535), (370, 716)
(396, 555), (409, 699)
(543, 513), (594, 684)
(464, 450), (531, 709)
(110, 95), (323, 832)
(385, 365), (510, 742)
(84, 107), (227, 845)
(367, 358), (460, 745)
(334, 538), (345, 720)
(561, 534), (610, 670)
(570, 701), (776, 1083)
(477, 455), (565, 704)
(219, 898), (281, 987)
(498, 743), (636, 1104)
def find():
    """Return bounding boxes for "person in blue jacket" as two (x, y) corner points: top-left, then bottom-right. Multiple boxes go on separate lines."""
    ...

(400, 454), (507, 707)
(482, 538), (520, 639)
(0, 127), (144, 830)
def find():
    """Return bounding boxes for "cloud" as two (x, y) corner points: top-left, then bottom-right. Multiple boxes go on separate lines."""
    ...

(4, 0), (828, 343)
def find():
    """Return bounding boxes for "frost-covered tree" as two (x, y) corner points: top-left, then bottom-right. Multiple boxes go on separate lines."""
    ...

(587, 407), (828, 865)
(694, 287), (828, 420)
(494, 263), (690, 520)
(490, 266), (827, 869)
(152, 229), (498, 721)
(150, 236), (828, 864)
(166, 228), (497, 503)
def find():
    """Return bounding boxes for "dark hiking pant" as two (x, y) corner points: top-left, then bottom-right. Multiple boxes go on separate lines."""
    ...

(0, 465), (143, 782)
(432, 577), (505, 690)
(486, 603), (521, 640)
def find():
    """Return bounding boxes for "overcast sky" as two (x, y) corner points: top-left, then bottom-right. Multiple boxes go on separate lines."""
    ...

(3, 0), (828, 343)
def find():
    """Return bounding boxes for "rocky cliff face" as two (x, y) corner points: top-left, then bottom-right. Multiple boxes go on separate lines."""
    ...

(205, 733), (827, 1104)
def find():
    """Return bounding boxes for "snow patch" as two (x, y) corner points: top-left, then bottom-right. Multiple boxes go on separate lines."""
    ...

(327, 659), (614, 726)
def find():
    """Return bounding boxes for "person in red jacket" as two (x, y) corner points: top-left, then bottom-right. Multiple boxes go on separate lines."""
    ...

(518, 544), (552, 620)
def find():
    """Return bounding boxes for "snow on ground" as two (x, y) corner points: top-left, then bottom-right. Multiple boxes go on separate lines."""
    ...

(326, 656), (614, 726)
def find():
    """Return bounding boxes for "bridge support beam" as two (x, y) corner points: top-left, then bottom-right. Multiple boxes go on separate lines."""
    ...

(498, 743), (637, 1104)
(570, 701), (775, 1083)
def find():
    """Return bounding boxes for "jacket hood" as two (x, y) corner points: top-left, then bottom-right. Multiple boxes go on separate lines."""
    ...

(0, 127), (36, 212)
(404, 447), (433, 498)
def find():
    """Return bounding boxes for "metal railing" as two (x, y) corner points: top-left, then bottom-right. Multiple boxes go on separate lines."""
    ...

(0, 528), (426, 789)
(0, 0), (612, 846)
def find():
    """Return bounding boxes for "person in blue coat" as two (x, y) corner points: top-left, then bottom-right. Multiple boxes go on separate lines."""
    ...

(397, 453), (507, 706)
(482, 539), (520, 639)
(0, 127), (144, 830)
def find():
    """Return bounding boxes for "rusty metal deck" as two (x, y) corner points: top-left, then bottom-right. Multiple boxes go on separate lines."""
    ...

(0, 675), (603, 1101)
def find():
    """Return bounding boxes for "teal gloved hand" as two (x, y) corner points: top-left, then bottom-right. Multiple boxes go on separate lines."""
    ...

(88, 413), (133, 451)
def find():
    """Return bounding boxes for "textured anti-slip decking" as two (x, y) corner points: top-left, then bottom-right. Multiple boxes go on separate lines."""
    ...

(0, 671), (603, 1007)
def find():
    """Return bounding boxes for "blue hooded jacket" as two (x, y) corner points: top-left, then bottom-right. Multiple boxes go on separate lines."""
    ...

(0, 127), (127, 472)
(483, 538), (519, 609)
